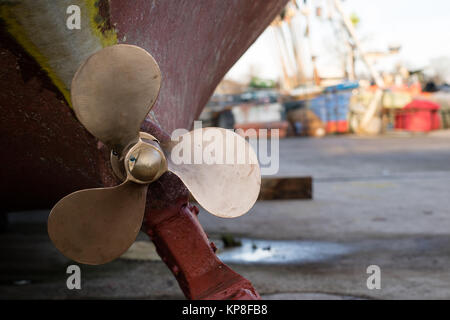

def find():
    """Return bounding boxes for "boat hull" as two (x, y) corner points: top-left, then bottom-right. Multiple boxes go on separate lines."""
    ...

(0, 0), (288, 211)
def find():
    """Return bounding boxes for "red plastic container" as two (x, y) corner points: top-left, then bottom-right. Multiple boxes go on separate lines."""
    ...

(327, 120), (348, 133)
(395, 100), (441, 132)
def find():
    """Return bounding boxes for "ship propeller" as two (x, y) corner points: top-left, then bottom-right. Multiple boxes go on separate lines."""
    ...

(47, 44), (261, 265)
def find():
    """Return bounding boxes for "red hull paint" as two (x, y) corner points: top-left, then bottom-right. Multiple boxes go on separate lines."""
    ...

(110, 0), (287, 133)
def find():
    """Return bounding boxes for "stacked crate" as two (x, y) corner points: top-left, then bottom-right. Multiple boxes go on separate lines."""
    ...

(322, 82), (358, 133)
(285, 82), (358, 136)
(324, 91), (352, 133)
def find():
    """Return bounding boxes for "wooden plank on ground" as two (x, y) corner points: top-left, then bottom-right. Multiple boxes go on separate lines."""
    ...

(258, 176), (313, 200)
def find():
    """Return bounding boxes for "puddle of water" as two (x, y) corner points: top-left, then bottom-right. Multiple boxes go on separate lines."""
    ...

(217, 238), (352, 265)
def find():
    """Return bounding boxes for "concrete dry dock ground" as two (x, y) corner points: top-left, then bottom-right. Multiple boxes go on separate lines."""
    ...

(1, 132), (450, 299)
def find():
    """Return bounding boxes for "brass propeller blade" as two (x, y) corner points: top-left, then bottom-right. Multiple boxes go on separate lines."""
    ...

(163, 127), (261, 218)
(48, 181), (148, 265)
(71, 44), (161, 154)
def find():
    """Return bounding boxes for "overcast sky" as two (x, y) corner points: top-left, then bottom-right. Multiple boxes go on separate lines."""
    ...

(226, 0), (450, 82)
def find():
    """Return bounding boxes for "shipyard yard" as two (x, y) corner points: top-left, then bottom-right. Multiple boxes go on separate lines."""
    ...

(2, 132), (450, 299)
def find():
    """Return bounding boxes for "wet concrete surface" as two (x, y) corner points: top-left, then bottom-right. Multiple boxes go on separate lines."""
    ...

(1, 132), (450, 299)
(218, 239), (353, 265)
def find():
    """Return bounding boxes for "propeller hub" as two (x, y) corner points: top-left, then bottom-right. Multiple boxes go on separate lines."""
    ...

(110, 132), (167, 184)
(126, 144), (165, 183)
(124, 133), (167, 184)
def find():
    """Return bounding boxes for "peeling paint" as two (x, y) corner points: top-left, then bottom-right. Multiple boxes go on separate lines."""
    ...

(0, 0), (117, 106)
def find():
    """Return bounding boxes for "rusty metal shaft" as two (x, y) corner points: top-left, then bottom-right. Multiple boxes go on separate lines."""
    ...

(143, 195), (260, 300)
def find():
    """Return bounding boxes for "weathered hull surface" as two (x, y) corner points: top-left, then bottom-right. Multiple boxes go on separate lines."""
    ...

(0, 0), (287, 211)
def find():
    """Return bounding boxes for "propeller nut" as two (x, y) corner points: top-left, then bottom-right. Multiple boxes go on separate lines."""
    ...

(124, 137), (167, 184)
